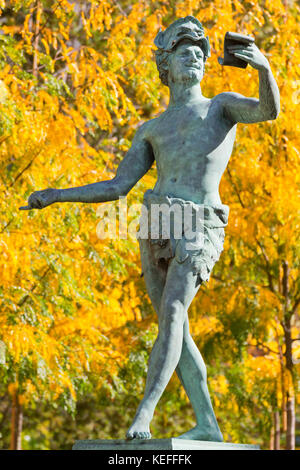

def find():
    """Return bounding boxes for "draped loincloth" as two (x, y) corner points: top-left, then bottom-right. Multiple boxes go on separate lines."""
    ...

(137, 190), (229, 286)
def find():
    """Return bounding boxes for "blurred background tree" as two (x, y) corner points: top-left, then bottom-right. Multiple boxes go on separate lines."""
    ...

(0, 0), (299, 450)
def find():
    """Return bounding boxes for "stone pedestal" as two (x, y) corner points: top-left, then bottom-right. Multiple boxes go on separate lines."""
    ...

(72, 438), (260, 450)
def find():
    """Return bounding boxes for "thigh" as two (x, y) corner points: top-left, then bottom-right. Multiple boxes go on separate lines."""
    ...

(139, 238), (168, 315)
(160, 256), (202, 314)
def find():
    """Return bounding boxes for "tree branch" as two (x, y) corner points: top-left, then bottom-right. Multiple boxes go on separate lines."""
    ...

(254, 236), (276, 293)
(8, 150), (42, 188)
(226, 166), (245, 208)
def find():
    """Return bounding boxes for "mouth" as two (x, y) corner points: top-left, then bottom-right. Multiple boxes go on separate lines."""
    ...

(185, 64), (201, 70)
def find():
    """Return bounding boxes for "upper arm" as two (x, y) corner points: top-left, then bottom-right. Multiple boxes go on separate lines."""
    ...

(114, 122), (155, 195)
(219, 91), (263, 125)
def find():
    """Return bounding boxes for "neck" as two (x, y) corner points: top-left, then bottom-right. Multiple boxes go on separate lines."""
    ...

(168, 81), (203, 108)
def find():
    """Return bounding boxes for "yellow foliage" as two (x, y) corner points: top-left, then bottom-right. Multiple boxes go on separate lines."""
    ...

(0, 1), (299, 429)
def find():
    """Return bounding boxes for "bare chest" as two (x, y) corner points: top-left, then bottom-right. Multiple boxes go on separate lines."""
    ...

(148, 101), (234, 165)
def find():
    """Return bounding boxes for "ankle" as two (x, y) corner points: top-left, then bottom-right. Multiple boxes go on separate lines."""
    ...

(135, 404), (153, 422)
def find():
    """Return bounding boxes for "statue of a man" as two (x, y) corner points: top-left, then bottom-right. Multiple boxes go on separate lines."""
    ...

(20, 16), (280, 441)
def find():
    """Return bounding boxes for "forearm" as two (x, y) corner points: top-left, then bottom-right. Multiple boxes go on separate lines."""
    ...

(225, 43), (280, 123)
(258, 65), (280, 120)
(57, 177), (127, 203)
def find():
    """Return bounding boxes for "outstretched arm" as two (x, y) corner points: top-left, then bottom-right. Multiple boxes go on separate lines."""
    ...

(220, 43), (280, 124)
(19, 122), (154, 210)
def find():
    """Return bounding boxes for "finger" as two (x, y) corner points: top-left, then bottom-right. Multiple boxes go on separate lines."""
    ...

(229, 50), (251, 57)
(228, 46), (251, 53)
(228, 42), (252, 48)
(232, 51), (252, 58)
(233, 52), (252, 59)
(228, 45), (252, 52)
(29, 197), (43, 209)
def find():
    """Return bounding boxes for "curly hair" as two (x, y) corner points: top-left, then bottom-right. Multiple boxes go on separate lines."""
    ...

(155, 40), (208, 87)
(154, 49), (171, 86)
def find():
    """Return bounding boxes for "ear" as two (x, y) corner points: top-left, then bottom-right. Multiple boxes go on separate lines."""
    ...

(154, 28), (165, 49)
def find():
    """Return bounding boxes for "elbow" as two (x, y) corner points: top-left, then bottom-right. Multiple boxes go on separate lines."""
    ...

(259, 96), (280, 121)
(262, 105), (280, 122)
(121, 184), (135, 197)
(119, 187), (130, 197)
(112, 176), (130, 198)
(270, 98), (280, 120)
(270, 106), (280, 120)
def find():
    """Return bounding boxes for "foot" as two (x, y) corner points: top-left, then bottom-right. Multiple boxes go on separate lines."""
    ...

(177, 425), (223, 442)
(126, 410), (152, 440)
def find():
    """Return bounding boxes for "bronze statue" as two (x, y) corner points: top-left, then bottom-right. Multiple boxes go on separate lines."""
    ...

(20, 16), (280, 441)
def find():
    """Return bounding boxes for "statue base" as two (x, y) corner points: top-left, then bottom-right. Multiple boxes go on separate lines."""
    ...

(72, 438), (260, 450)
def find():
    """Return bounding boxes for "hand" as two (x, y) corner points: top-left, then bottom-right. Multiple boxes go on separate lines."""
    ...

(227, 43), (270, 71)
(19, 188), (59, 210)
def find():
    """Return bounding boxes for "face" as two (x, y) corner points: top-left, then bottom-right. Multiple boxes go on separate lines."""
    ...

(168, 41), (205, 85)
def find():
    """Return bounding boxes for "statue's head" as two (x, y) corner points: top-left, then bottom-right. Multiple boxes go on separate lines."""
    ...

(154, 16), (210, 87)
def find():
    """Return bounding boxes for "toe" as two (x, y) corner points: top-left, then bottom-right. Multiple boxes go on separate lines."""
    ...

(126, 430), (152, 440)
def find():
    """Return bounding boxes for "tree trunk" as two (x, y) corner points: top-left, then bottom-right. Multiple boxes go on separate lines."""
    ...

(282, 396), (287, 433)
(10, 391), (23, 450)
(286, 394), (295, 450)
(269, 425), (274, 450)
(274, 410), (281, 450)
(283, 319), (295, 450)
(281, 261), (295, 450)
(33, 1), (42, 77)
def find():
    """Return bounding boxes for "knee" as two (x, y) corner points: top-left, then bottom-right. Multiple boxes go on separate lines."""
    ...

(160, 299), (185, 328)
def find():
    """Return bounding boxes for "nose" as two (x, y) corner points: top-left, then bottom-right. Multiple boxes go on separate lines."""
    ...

(187, 50), (201, 63)
(188, 51), (197, 62)
(186, 54), (201, 69)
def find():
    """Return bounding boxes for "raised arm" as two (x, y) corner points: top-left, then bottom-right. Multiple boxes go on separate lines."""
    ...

(220, 43), (280, 124)
(19, 122), (155, 210)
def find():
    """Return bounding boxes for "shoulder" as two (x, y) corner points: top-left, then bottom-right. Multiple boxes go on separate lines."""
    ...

(212, 91), (246, 107)
(133, 117), (158, 141)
